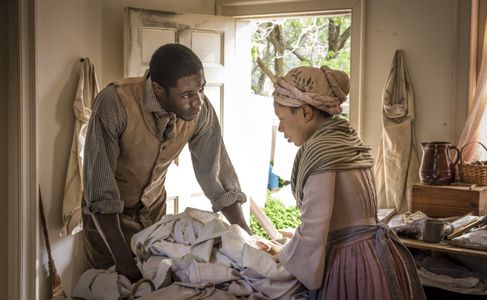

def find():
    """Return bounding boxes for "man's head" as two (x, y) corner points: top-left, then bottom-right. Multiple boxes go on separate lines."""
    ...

(149, 44), (206, 120)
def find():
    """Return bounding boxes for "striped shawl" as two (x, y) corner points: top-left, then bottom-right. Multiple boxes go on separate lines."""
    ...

(291, 117), (374, 205)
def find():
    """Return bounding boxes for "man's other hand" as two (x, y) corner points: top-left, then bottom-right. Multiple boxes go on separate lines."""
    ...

(116, 259), (142, 283)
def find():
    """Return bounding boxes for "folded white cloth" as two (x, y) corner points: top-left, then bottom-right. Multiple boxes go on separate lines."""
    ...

(75, 208), (307, 299)
(172, 259), (241, 284)
(449, 226), (487, 251)
(418, 267), (487, 295)
(73, 268), (154, 300)
(138, 282), (241, 300)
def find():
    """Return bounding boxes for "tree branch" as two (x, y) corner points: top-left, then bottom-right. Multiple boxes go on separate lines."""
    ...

(338, 26), (351, 50)
(286, 46), (311, 65)
(256, 57), (277, 83)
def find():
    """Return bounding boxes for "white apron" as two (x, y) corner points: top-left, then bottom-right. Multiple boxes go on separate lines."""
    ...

(374, 50), (420, 213)
(60, 58), (99, 236)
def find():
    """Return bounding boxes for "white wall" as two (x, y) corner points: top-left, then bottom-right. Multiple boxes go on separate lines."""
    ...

(36, 0), (471, 298)
(363, 0), (470, 157)
(37, 1), (103, 298)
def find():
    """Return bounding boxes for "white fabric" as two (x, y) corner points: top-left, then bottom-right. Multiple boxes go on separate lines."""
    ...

(138, 256), (173, 291)
(449, 226), (487, 251)
(375, 50), (420, 213)
(138, 282), (243, 300)
(458, 19), (487, 161)
(171, 259), (241, 284)
(73, 268), (153, 300)
(242, 244), (304, 298)
(75, 208), (307, 299)
(61, 58), (99, 236)
(418, 267), (487, 295)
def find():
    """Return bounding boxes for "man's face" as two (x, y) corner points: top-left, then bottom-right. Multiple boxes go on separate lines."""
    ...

(154, 70), (206, 121)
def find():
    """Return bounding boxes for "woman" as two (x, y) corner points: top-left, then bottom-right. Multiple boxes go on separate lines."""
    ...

(272, 66), (425, 299)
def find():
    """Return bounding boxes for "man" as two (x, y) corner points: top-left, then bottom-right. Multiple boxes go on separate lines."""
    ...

(83, 44), (251, 282)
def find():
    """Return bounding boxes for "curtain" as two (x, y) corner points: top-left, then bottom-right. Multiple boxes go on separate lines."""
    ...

(374, 50), (420, 213)
(60, 58), (99, 236)
(458, 21), (487, 162)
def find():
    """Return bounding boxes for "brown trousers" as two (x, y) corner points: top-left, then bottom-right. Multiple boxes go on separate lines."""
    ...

(83, 203), (149, 269)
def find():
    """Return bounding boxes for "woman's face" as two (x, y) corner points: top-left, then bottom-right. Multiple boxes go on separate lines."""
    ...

(273, 102), (308, 146)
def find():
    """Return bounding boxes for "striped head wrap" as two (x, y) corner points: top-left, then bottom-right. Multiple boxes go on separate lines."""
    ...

(273, 65), (350, 115)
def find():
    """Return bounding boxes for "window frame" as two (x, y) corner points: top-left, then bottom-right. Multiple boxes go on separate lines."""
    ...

(217, 0), (365, 134)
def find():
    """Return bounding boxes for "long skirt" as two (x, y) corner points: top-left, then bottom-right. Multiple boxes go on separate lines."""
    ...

(309, 224), (426, 300)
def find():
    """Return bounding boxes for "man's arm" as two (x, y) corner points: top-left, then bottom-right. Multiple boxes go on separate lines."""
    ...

(221, 202), (252, 234)
(83, 86), (141, 281)
(92, 214), (142, 282)
(188, 96), (252, 233)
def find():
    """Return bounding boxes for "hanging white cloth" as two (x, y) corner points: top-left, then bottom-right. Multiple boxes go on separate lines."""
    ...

(457, 20), (487, 162)
(60, 58), (99, 236)
(374, 50), (420, 213)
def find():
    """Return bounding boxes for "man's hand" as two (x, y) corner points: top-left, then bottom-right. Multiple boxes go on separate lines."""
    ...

(92, 213), (143, 283)
(239, 223), (254, 235)
(221, 202), (253, 235)
(116, 257), (143, 283)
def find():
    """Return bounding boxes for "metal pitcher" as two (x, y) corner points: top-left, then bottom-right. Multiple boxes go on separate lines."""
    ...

(420, 142), (460, 185)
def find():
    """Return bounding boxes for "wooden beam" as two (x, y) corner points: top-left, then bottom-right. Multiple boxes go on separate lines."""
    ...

(249, 197), (281, 240)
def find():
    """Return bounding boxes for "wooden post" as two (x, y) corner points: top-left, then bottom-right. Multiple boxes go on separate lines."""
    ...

(249, 197), (282, 240)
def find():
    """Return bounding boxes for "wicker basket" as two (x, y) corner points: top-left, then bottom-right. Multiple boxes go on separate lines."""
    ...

(458, 141), (487, 186)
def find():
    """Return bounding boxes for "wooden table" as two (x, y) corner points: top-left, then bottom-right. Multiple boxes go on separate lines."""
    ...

(401, 237), (487, 258)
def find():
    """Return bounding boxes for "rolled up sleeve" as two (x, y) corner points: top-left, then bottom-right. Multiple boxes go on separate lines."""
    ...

(83, 86), (126, 215)
(189, 96), (246, 212)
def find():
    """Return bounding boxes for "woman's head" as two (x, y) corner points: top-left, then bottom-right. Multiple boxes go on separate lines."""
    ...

(272, 65), (350, 146)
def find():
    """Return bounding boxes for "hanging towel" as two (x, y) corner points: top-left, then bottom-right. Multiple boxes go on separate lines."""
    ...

(60, 58), (99, 236)
(374, 50), (420, 213)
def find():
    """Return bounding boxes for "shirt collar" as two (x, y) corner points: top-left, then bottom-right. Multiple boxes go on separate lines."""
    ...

(144, 76), (169, 114)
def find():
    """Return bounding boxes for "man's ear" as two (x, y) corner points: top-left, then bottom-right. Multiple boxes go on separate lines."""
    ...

(152, 81), (166, 97)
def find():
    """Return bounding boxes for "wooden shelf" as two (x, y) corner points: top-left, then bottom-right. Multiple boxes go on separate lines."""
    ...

(401, 238), (487, 258)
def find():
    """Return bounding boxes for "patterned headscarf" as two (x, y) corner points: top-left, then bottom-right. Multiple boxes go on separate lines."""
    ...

(273, 65), (350, 115)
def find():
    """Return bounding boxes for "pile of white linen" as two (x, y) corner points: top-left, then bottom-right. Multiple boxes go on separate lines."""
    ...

(73, 208), (306, 300)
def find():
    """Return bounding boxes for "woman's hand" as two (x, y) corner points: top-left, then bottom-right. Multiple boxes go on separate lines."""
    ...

(254, 237), (284, 256)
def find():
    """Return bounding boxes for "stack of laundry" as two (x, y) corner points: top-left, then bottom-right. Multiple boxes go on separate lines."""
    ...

(414, 254), (487, 295)
(73, 208), (307, 300)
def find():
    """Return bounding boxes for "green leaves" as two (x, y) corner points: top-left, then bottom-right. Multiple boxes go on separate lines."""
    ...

(251, 15), (352, 97)
(250, 194), (301, 239)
